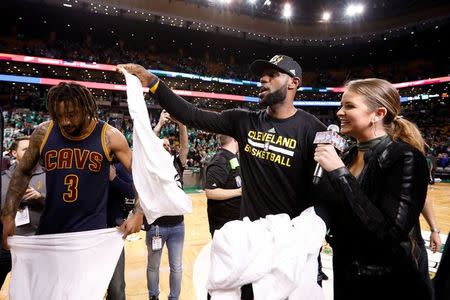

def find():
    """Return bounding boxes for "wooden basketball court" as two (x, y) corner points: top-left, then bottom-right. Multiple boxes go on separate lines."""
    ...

(0, 183), (449, 299)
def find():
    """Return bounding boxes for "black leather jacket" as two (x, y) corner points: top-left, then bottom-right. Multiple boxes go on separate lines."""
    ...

(325, 136), (431, 297)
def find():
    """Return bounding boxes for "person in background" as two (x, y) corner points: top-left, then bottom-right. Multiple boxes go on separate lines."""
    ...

(433, 231), (449, 300)
(422, 197), (442, 253)
(0, 136), (46, 287)
(204, 134), (241, 237)
(145, 110), (189, 300)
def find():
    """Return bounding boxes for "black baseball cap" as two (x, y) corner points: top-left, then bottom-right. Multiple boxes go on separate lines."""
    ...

(250, 55), (302, 78)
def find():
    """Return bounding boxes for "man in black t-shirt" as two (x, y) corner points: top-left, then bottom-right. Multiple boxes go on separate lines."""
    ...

(119, 55), (326, 221)
(205, 135), (241, 237)
(120, 56), (328, 298)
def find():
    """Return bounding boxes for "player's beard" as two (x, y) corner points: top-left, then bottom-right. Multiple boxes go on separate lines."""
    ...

(63, 116), (86, 136)
(259, 83), (288, 108)
(71, 122), (84, 136)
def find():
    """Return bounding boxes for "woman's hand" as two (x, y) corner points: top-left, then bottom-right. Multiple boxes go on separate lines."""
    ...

(314, 144), (345, 172)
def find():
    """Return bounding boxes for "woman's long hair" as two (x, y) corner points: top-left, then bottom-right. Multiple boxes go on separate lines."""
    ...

(345, 78), (426, 154)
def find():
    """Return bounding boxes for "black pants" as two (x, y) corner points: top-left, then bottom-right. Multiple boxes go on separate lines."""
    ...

(0, 248), (11, 288)
(107, 248), (126, 300)
(207, 284), (253, 300)
(434, 232), (450, 300)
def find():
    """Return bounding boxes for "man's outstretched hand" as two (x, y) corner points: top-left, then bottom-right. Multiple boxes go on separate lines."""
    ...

(117, 63), (156, 87)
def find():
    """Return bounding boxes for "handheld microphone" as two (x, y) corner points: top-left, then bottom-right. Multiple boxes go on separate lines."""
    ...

(312, 124), (347, 185)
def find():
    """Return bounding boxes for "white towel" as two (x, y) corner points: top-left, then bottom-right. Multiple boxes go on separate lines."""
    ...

(8, 228), (124, 300)
(207, 207), (326, 300)
(121, 70), (192, 224)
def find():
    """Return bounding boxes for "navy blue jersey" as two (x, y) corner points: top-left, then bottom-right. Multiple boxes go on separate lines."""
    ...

(38, 120), (112, 234)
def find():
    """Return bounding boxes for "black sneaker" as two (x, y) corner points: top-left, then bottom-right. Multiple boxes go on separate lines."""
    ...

(150, 296), (159, 300)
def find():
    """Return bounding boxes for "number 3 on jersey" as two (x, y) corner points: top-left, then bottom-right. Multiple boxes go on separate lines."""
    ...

(63, 174), (79, 202)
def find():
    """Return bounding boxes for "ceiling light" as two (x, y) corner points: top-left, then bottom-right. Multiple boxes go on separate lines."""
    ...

(346, 4), (364, 17)
(322, 11), (331, 21)
(282, 3), (292, 19)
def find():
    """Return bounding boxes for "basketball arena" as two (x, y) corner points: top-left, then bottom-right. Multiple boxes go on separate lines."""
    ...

(0, 0), (449, 299)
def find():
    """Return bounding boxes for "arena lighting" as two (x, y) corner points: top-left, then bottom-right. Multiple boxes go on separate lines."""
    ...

(1, 53), (450, 92)
(247, 0), (257, 4)
(0, 73), (261, 102)
(0, 73), (344, 107)
(63, 3), (72, 8)
(263, 0), (271, 6)
(346, 4), (364, 17)
(282, 3), (292, 19)
(0, 74), (438, 107)
(322, 11), (331, 21)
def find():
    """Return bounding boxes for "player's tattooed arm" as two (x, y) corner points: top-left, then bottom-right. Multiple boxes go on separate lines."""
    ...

(104, 127), (115, 162)
(2, 122), (49, 217)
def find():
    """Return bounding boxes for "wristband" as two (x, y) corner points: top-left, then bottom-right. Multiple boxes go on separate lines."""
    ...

(431, 228), (440, 233)
(148, 77), (160, 94)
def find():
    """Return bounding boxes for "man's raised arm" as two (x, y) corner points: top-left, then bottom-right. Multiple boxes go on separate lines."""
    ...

(117, 64), (241, 136)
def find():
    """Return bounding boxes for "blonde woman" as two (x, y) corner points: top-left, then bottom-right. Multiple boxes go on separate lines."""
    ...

(314, 78), (433, 300)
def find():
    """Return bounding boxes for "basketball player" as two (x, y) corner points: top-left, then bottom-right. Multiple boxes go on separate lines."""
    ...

(1, 82), (143, 249)
(119, 56), (326, 220)
(119, 55), (329, 298)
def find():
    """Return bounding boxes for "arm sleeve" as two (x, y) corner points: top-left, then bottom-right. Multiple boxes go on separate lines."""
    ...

(153, 81), (245, 137)
(110, 166), (135, 199)
(327, 150), (428, 244)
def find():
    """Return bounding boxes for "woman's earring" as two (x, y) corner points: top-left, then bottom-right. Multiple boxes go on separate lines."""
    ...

(372, 118), (377, 137)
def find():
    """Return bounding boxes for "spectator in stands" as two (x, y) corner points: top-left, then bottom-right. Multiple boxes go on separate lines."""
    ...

(438, 153), (449, 168)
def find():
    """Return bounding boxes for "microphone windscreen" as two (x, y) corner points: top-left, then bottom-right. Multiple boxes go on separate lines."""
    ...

(327, 124), (340, 133)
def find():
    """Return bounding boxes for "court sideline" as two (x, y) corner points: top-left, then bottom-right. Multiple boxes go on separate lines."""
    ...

(0, 183), (448, 299)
